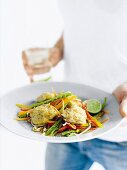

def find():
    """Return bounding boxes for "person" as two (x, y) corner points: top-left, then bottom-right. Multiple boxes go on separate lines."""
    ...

(23, 0), (127, 169)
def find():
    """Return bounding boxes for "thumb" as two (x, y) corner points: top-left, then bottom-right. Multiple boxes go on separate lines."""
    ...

(119, 96), (127, 117)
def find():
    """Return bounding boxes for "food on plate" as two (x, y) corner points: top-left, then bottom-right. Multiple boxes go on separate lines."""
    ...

(30, 104), (59, 125)
(62, 105), (87, 124)
(36, 92), (56, 102)
(16, 91), (108, 137)
(84, 99), (102, 114)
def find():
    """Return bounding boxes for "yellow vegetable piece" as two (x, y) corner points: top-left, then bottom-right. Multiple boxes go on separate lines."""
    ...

(15, 117), (30, 121)
(17, 110), (32, 117)
(63, 95), (77, 103)
(80, 123), (89, 127)
(55, 95), (77, 110)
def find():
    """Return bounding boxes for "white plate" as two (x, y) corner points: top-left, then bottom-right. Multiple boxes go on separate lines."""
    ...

(0, 82), (123, 143)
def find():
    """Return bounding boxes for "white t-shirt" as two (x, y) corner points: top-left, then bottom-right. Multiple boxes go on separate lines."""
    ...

(58, 0), (127, 142)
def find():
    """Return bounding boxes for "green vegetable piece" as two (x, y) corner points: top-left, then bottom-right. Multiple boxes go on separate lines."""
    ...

(45, 118), (62, 136)
(61, 130), (77, 136)
(84, 99), (102, 114)
(66, 133), (76, 137)
(29, 91), (72, 108)
(59, 103), (68, 113)
(18, 113), (28, 118)
(16, 92), (72, 109)
(16, 104), (31, 110)
(102, 97), (107, 110)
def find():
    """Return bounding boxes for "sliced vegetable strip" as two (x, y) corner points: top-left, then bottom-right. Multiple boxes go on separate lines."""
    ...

(87, 112), (103, 128)
(57, 125), (68, 133)
(54, 95), (77, 110)
(16, 91), (72, 109)
(102, 97), (107, 110)
(83, 105), (103, 128)
(15, 117), (30, 121)
(45, 118), (62, 136)
(61, 130), (78, 136)
(16, 104), (31, 110)
(17, 110), (32, 118)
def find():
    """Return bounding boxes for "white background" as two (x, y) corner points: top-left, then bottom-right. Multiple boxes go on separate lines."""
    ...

(0, 0), (104, 169)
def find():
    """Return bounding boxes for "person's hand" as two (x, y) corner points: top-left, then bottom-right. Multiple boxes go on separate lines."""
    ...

(113, 83), (127, 117)
(22, 48), (52, 74)
(22, 48), (60, 82)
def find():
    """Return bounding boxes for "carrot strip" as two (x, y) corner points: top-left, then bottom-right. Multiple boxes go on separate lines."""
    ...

(82, 104), (103, 128)
(57, 123), (76, 133)
(50, 99), (61, 106)
(76, 125), (88, 130)
(55, 95), (77, 110)
(67, 123), (76, 130)
(57, 125), (68, 133)
(90, 127), (97, 131)
(47, 121), (56, 127)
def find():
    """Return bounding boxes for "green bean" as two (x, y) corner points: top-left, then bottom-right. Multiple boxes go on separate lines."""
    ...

(102, 97), (107, 110)
(16, 91), (72, 109)
(45, 118), (62, 136)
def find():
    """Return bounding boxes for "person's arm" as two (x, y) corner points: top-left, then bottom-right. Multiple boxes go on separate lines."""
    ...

(49, 35), (64, 66)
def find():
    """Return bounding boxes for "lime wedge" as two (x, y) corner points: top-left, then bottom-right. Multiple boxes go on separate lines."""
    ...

(84, 99), (102, 114)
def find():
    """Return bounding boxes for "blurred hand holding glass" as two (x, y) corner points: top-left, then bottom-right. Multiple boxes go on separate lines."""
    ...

(22, 48), (59, 83)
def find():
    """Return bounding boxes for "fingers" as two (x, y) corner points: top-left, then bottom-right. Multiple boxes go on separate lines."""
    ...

(119, 96), (127, 117)
(113, 83), (127, 103)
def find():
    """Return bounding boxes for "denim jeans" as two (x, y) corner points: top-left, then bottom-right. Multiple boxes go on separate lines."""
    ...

(45, 139), (127, 170)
